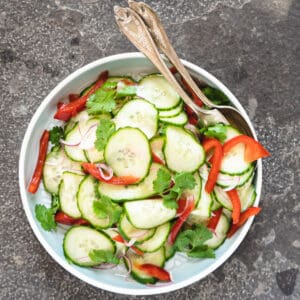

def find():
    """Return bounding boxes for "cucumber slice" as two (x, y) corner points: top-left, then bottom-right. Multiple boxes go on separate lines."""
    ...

(205, 214), (230, 249)
(137, 74), (180, 110)
(159, 111), (188, 126)
(63, 226), (115, 267)
(158, 102), (183, 118)
(125, 247), (165, 284)
(64, 123), (88, 162)
(220, 143), (252, 175)
(103, 228), (127, 256)
(59, 171), (84, 218)
(118, 214), (156, 243)
(98, 163), (169, 201)
(238, 183), (256, 212)
(211, 192), (222, 211)
(150, 136), (165, 163)
(223, 125), (241, 143)
(135, 223), (171, 253)
(164, 126), (205, 173)
(114, 99), (158, 139)
(125, 199), (176, 229)
(77, 176), (110, 228)
(65, 111), (90, 134)
(213, 186), (232, 210)
(164, 240), (176, 260)
(182, 172), (202, 206)
(43, 146), (83, 194)
(104, 127), (151, 180)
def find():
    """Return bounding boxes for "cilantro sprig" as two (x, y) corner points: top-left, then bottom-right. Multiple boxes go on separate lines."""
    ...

(35, 194), (60, 231)
(174, 224), (215, 258)
(89, 249), (119, 265)
(153, 168), (196, 209)
(49, 126), (64, 147)
(94, 119), (116, 151)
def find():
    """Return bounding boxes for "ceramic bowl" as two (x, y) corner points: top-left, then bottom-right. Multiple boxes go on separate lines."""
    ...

(19, 52), (262, 295)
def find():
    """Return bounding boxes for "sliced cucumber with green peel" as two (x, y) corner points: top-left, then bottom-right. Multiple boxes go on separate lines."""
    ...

(137, 74), (180, 110)
(164, 240), (176, 260)
(211, 192), (222, 211)
(205, 214), (230, 249)
(104, 127), (151, 180)
(223, 125), (241, 143)
(159, 111), (188, 126)
(118, 214), (156, 243)
(77, 176), (110, 228)
(182, 172), (202, 206)
(150, 136), (165, 163)
(114, 99), (158, 139)
(125, 247), (165, 284)
(164, 126), (205, 173)
(63, 226), (115, 267)
(65, 111), (90, 134)
(238, 183), (256, 211)
(43, 146), (83, 194)
(103, 228), (127, 256)
(213, 186), (232, 210)
(135, 223), (171, 253)
(158, 102), (183, 118)
(59, 171), (84, 218)
(125, 199), (176, 229)
(98, 163), (167, 202)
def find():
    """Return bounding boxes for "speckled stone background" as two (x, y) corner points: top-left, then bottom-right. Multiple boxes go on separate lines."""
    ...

(0, 0), (299, 299)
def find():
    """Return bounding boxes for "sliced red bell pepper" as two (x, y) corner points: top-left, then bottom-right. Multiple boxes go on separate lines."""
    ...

(120, 78), (136, 86)
(135, 264), (171, 281)
(112, 234), (144, 256)
(202, 138), (223, 193)
(223, 135), (270, 163)
(57, 102), (64, 109)
(152, 152), (164, 165)
(54, 70), (109, 121)
(181, 76), (204, 107)
(169, 66), (177, 74)
(168, 198), (195, 245)
(184, 104), (198, 125)
(81, 163), (140, 185)
(226, 189), (241, 224)
(68, 93), (80, 102)
(207, 208), (223, 230)
(28, 130), (50, 194)
(227, 206), (262, 237)
(55, 211), (89, 225)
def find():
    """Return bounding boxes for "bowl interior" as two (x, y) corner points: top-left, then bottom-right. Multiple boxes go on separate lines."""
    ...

(19, 53), (261, 295)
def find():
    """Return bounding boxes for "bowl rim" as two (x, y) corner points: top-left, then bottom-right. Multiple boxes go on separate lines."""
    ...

(19, 52), (262, 295)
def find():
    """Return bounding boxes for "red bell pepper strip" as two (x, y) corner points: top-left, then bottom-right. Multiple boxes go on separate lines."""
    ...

(55, 211), (89, 225)
(169, 66), (177, 74)
(181, 76), (204, 107)
(57, 102), (64, 109)
(168, 198), (195, 245)
(202, 138), (223, 193)
(227, 206), (262, 238)
(54, 70), (109, 121)
(68, 93), (80, 102)
(207, 208), (223, 230)
(112, 234), (144, 256)
(81, 163), (139, 185)
(223, 135), (270, 163)
(152, 152), (164, 165)
(120, 78), (136, 86)
(226, 189), (241, 224)
(135, 264), (171, 281)
(28, 130), (50, 194)
(184, 104), (198, 125)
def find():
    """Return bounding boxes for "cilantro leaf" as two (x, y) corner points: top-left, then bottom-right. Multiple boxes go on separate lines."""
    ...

(94, 119), (116, 151)
(87, 89), (116, 115)
(201, 123), (227, 142)
(173, 172), (196, 193)
(116, 86), (137, 98)
(35, 204), (57, 231)
(51, 194), (60, 211)
(153, 168), (172, 194)
(162, 196), (178, 209)
(203, 86), (230, 106)
(49, 126), (63, 147)
(174, 224), (215, 259)
(93, 196), (122, 227)
(102, 81), (118, 89)
(89, 249), (119, 265)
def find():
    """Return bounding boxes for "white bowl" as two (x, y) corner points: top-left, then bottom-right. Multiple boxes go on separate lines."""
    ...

(19, 52), (262, 295)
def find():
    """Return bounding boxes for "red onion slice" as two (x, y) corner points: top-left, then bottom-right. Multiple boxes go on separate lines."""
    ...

(124, 238), (137, 247)
(127, 230), (148, 239)
(60, 138), (81, 147)
(96, 163), (113, 180)
(79, 123), (98, 150)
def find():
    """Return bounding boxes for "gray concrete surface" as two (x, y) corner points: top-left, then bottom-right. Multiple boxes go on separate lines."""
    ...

(0, 0), (299, 299)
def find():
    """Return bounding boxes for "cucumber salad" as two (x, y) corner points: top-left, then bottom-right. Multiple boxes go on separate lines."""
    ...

(28, 70), (270, 285)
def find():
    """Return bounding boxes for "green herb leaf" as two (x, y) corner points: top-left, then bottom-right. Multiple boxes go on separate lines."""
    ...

(174, 224), (215, 259)
(173, 172), (196, 193)
(94, 119), (116, 151)
(116, 86), (137, 98)
(49, 126), (64, 147)
(35, 204), (57, 231)
(162, 194), (178, 209)
(87, 88), (116, 115)
(102, 81), (118, 89)
(51, 194), (60, 211)
(93, 196), (122, 227)
(203, 86), (230, 106)
(201, 123), (227, 142)
(153, 168), (172, 194)
(89, 249), (119, 265)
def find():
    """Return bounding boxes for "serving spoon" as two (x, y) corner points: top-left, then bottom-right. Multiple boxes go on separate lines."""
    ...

(114, 2), (254, 136)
